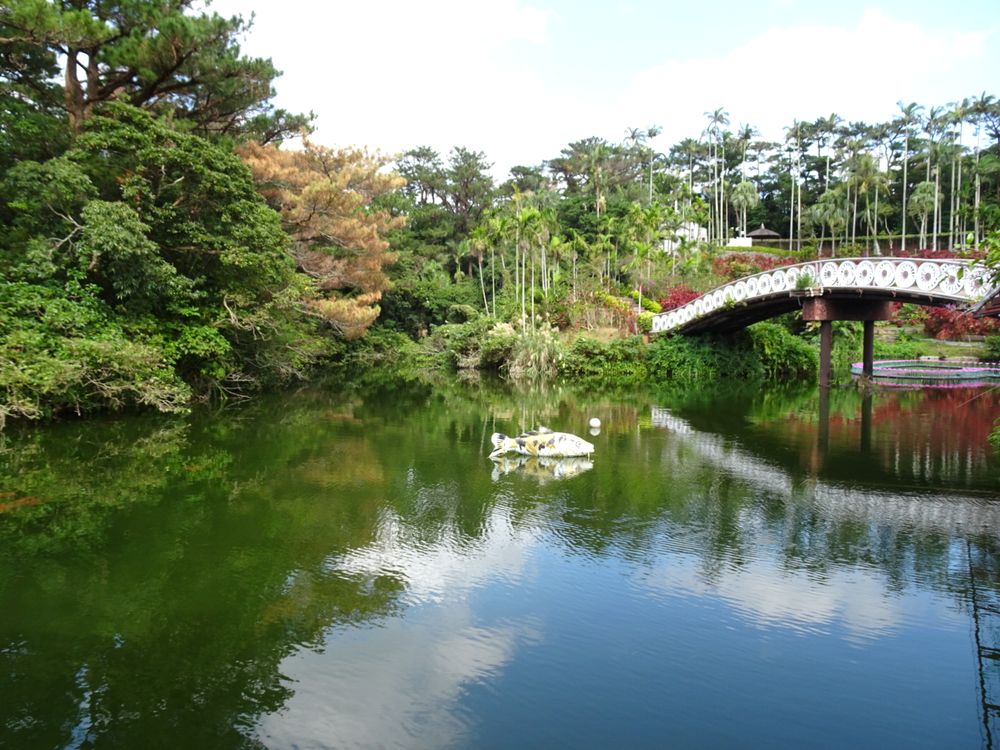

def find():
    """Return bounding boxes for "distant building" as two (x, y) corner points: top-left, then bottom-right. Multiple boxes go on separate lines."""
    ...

(662, 222), (707, 254)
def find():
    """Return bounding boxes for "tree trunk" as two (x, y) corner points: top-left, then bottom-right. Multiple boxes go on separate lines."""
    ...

(478, 254), (488, 311)
(932, 167), (940, 250)
(796, 170), (802, 252)
(901, 135), (908, 254)
(64, 49), (86, 134)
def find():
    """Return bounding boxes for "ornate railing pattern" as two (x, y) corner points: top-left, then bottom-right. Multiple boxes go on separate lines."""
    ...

(651, 257), (994, 334)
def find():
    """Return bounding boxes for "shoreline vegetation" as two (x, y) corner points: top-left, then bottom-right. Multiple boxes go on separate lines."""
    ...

(2, 2), (1000, 431)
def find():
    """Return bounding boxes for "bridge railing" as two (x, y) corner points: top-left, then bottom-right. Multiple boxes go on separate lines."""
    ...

(651, 257), (994, 334)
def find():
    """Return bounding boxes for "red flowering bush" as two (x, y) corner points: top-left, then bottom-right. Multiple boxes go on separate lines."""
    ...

(712, 253), (795, 281)
(897, 247), (985, 261)
(922, 305), (999, 339)
(658, 284), (700, 311)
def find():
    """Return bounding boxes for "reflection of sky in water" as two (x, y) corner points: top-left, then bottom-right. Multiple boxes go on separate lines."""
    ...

(249, 400), (992, 748)
(253, 493), (976, 748)
(636, 553), (962, 645)
(255, 502), (543, 749)
(255, 608), (541, 749)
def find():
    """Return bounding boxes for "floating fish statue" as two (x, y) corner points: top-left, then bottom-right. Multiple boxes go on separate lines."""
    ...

(490, 455), (594, 482)
(489, 426), (594, 458)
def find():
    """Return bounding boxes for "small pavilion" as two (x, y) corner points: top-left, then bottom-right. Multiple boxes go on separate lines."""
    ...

(747, 224), (781, 241)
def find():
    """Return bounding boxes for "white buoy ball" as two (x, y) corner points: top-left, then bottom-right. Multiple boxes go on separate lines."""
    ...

(589, 417), (601, 429)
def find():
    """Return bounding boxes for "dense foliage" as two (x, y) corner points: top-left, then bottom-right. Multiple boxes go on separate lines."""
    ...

(3, 1), (1000, 426)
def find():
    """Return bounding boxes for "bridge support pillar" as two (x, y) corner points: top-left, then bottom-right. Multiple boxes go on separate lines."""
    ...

(862, 320), (875, 378)
(819, 321), (832, 388)
(803, 298), (892, 387)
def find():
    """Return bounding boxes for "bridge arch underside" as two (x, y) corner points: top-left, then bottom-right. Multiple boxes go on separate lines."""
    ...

(651, 258), (993, 336)
(672, 289), (964, 335)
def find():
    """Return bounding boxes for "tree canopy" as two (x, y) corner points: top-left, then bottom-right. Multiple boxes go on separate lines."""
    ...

(0, 0), (311, 141)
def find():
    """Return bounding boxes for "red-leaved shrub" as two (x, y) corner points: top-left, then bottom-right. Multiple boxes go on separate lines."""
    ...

(922, 305), (999, 339)
(658, 284), (701, 311)
(712, 254), (795, 280)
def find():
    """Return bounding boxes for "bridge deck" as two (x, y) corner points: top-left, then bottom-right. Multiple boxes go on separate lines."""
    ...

(652, 257), (994, 335)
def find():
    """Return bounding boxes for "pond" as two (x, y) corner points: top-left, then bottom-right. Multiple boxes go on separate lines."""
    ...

(1, 379), (999, 749)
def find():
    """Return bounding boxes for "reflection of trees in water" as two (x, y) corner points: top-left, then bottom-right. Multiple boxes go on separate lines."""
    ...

(649, 396), (1000, 621)
(0, 398), (406, 748)
(1, 380), (998, 747)
(770, 388), (1000, 485)
(661, 383), (1000, 489)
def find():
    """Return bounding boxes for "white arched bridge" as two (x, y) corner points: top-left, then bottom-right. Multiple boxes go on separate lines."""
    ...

(651, 257), (994, 336)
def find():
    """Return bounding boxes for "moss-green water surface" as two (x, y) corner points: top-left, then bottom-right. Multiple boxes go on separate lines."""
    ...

(2, 380), (999, 748)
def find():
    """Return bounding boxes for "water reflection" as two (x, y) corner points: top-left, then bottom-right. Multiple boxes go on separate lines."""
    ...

(639, 553), (919, 642)
(0, 380), (997, 748)
(490, 455), (594, 483)
(258, 504), (543, 748)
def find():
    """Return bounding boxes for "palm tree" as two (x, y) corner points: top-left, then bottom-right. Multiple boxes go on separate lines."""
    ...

(807, 113), (842, 192)
(971, 153), (1000, 250)
(736, 123), (758, 182)
(920, 106), (949, 248)
(784, 120), (805, 251)
(852, 153), (889, 254)
(945, 99), (972, 250)
(909, 181), (937, 249)
(704, 107), (730, 244)
(730, 180), (759, 238)
(895, 101), (923, 253)
(971, 92), (996, 248)
(468, 224), (491, 313)
(809, 188), (848, 255)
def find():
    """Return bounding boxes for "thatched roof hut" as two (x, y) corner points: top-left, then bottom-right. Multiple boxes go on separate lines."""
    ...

(747, 224), (780, 239)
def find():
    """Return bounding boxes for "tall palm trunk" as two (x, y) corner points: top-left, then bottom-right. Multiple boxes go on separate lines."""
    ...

(955, 157), (963, 249)
(901, 134), (908, 253)
(949, 157), (957, 251)
(851, 186), (858, 247)
(932, 166), (941, 250)
(788, 175), (795, 248)
(872, 187), (881, 255)
(720, 141), (727, 242)
(796, 169), (802, 252)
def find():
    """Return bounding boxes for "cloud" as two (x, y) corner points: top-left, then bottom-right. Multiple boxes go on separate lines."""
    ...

(614, 9), (991, 149)
(213, 0), (563, 173)
(210, 3), (994, 177)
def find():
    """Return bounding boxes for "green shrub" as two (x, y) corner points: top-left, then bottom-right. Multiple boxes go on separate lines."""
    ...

(559, 336), (648, 381)
(648, 333), (762, 382)
(379, 279), (482, 336)
(507, 326), (562, 380)
(446, 304), (479, 324)
(0, 282), (191, 426)
(647, 323), (816, 384)
(478, 323), (517, 370)
(874, 338), (923, 360)
(747, 322), (818, 380)
(986, 335), (1000, 361)
(638, 311), (654, 333)
(629, 290), (662, 313)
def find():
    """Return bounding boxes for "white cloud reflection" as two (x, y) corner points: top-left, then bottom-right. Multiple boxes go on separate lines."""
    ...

(254, 503), (542, 749)
(637, 555), (922, 644)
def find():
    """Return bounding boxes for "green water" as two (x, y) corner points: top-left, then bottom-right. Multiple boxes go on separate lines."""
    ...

(2, 379), (999, 749)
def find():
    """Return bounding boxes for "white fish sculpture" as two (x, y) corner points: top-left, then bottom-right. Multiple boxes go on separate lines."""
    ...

(490, 455), (594, 482)
(489, 426), (594, 458)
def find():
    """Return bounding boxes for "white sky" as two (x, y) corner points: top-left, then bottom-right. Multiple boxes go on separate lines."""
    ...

(211, 0), (999, 177)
